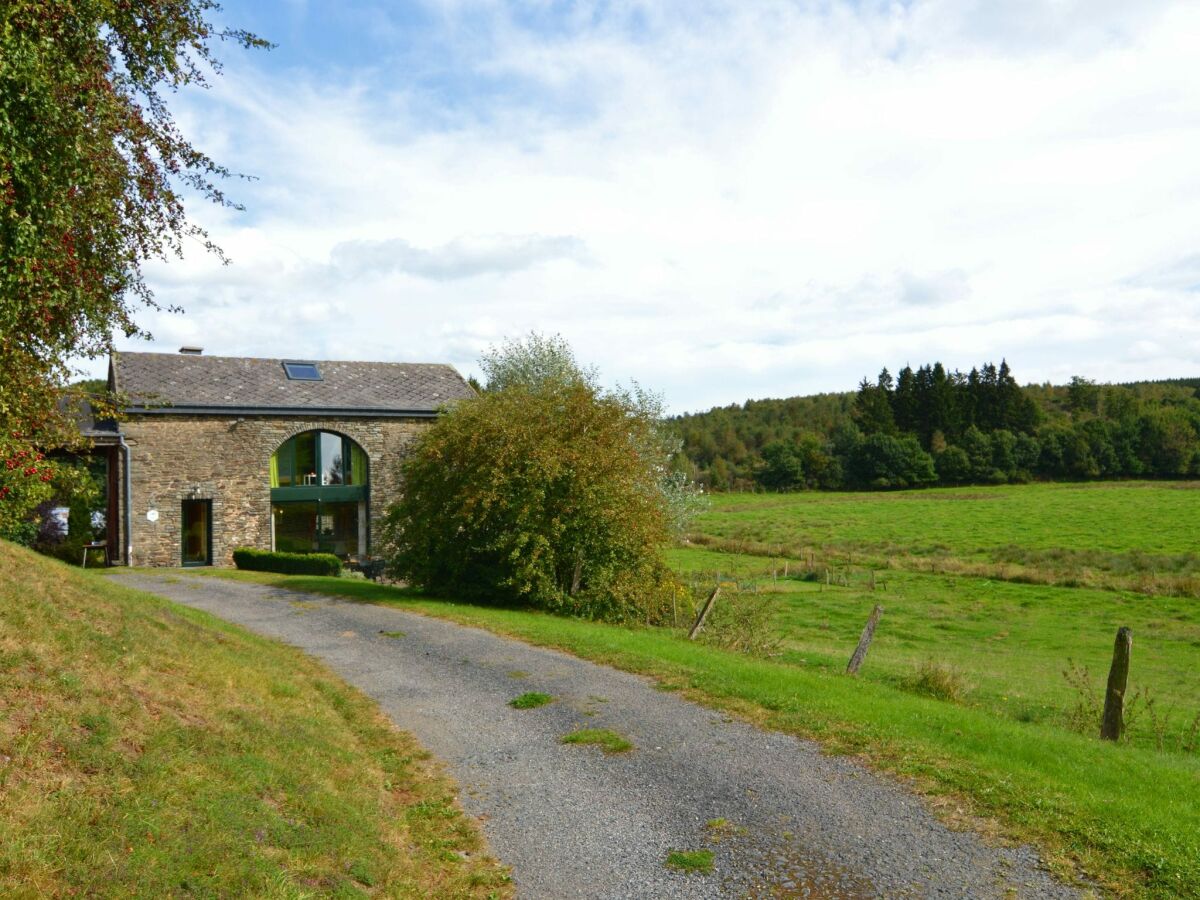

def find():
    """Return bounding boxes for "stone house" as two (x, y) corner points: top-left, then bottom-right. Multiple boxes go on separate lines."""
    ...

(91, 349), (474, 567)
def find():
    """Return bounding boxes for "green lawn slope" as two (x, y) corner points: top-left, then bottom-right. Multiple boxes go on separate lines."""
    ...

(0, 542), (510, 898)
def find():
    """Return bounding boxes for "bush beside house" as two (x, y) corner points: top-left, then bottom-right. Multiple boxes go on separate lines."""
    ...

(382, 335), (692, 623)
(232, 548), (342, 577)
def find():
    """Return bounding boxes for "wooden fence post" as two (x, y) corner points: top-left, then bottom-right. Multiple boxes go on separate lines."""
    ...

(688, 586), (721, 640)
(846, 605), (884, 675)
(1100, 627), (1133, 741)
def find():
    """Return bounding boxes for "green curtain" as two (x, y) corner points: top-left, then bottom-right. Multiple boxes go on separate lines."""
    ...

(351, 444), (367, 486)
(269, 453), (279, 488)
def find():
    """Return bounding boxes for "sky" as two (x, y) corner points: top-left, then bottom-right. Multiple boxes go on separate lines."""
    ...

(89, 0), (1200, 412)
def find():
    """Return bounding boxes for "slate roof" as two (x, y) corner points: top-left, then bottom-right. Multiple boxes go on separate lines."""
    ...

(111, 352), (475, 416)
(60, 395), (120, 441)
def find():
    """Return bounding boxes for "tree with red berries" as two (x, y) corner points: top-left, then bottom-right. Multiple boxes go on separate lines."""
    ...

(0, 1), (267, 538)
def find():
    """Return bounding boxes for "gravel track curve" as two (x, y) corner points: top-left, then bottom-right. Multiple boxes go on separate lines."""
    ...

(120, 573), (1080, 899)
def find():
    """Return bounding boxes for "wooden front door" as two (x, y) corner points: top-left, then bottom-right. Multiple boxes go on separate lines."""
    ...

(181, 499), (212, 566)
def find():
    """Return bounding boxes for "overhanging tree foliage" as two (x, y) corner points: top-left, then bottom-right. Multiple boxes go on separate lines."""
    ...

(382, 338), (688, 622)
(0, 1), (266, 537)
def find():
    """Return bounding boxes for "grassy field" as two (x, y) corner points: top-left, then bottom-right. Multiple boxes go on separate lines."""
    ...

(688, 481), (1200, 596)
(675, 482), (1200, 753)
(0, 541), (510, 898)
(668, 547), (1200, 753)
(187, 566), (1200, 898)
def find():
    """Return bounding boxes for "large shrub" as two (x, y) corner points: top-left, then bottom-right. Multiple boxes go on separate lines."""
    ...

(382, 338), (683, 622)
(232, 548), (342, 577)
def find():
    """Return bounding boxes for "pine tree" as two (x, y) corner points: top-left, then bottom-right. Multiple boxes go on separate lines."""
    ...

(853, 372), (897, 435)
(893, 365), (919, 433)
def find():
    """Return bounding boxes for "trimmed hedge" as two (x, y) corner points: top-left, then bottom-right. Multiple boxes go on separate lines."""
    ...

(231, 547), (342, 577)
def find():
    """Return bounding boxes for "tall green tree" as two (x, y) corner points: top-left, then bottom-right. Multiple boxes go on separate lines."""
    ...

(0, 1), (267, 536)
(934, 445), (971, 484)
(1138, 407), (1199, 476)
(926, 362), (958, 443)
(892, 365), (918, 433)
(1066, 376), (1101, 419)
(847, 433), (936, 489)
(960, 425), (994, 482)
(757, 440), (806, 491)
(853, 369), (896, 435)
(478, 331), (593, 393)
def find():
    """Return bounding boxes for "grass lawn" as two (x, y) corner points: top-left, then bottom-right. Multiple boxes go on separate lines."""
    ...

(0, 541), (510, 898)
(179, 566), (1200, 898)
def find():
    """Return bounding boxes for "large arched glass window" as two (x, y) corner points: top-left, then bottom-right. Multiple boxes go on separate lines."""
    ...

(270, 431), (368, 560)
(270, 431), (368, 488)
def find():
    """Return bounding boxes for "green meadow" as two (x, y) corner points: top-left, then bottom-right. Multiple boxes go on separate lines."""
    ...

(674, 481), (1200, 752)
(669, 548), (1199, 747)
(688, 481), (1200, 596)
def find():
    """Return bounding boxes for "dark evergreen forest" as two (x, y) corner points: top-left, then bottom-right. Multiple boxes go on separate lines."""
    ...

(672, 362), (1200, 491)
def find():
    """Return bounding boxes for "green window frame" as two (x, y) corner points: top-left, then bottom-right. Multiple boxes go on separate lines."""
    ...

(270, 431), (368, 501)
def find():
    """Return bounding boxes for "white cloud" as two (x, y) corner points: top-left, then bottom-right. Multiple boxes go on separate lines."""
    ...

(329, 234), (588, 280)
(90, 0), (1200, 411)
(1128, 254), (1200, 293)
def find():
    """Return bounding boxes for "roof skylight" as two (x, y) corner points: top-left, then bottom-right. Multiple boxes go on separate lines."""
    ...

(283, 361), (322, 381)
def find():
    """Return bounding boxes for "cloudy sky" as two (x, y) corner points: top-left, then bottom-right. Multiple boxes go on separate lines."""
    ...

(93, 0), (1200, 412)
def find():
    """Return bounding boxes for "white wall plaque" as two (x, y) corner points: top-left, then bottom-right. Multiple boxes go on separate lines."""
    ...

(146, 508), (159, 523)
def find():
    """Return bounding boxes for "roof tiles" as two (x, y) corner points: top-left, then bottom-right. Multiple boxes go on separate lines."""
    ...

(112, 352), (475, 415)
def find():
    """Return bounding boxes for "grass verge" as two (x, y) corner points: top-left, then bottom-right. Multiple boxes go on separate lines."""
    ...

(1, 543), (510, 898)
(171, 567), (1200, 898)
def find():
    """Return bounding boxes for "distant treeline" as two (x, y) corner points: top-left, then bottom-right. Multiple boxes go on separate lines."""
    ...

(672, 362), (1200, 491)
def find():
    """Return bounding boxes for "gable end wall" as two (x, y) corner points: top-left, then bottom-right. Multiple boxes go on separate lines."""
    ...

(119, 414), (428, 567)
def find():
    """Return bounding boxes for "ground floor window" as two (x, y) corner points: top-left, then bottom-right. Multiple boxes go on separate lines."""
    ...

(272, 499), (364, 559)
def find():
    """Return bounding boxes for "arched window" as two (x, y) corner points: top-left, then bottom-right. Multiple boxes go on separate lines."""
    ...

(270, 431), (368, 488)
(269, 431), (368, 560)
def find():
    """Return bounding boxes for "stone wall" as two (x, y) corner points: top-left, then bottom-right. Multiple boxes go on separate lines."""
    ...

(117, 414), (429, 567)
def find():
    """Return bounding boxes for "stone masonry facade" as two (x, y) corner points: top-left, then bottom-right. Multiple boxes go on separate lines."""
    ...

(119, 414), (430, 567)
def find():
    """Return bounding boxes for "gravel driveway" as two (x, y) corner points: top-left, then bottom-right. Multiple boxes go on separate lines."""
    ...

(119, 573), (1080, 899)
